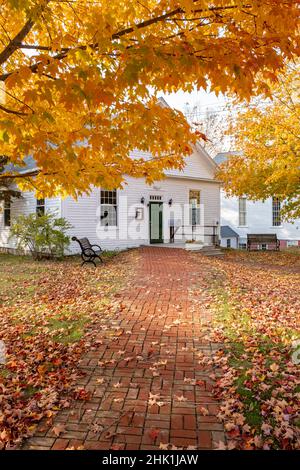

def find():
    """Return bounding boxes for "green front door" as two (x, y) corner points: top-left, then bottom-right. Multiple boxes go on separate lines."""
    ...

(149, 202), (163, 244)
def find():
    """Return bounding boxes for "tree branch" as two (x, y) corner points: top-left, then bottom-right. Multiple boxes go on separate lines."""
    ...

(0, 3), (251, 82)
(0, 170), (39, 179)
(0, 0), (51, 66)
(0, 18), (34, 66)
(0, 103), (28, 116)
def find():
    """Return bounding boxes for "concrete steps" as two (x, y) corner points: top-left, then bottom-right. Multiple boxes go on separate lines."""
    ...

(198, 246), (225, 257)
(143, 243), (225, 256)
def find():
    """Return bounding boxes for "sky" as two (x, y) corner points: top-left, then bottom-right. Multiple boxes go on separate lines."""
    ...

(161, 88), (231, 154)
(161, 88), (226, 114)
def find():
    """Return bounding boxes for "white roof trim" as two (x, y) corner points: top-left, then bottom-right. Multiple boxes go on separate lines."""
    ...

(194, 142), (218, 169)
(164, 174), (220, 183)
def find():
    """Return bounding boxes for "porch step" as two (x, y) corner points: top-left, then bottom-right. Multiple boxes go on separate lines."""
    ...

(199, 246), (225, 257)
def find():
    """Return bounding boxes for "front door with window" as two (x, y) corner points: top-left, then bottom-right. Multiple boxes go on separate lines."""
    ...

(149, 202), (163, 243)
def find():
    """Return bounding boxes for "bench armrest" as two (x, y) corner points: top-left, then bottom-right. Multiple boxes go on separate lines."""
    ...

(82, 247), (96, 256)
(91, 244), (102, 252)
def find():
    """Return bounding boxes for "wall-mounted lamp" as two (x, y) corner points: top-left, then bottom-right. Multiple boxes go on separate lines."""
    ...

(140, 197), (145, 204)
(135, 208), (144, 220)
(168, 198), (173, 207)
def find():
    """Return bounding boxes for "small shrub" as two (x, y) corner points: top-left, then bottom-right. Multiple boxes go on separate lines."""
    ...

(9, 213), (72, 260)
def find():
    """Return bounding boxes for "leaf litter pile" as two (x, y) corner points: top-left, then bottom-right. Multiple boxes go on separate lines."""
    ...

(192, 250), (300, 450)
(0, 252), (132, 449)
(0, 249), (299, 451)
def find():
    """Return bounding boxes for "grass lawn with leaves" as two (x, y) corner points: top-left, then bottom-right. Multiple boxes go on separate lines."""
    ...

(204, 249), (300, 450)
(0, 251), (131, 449)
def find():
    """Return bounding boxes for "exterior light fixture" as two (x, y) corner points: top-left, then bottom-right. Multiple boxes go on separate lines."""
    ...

(141, 197), (145, 204)
(168, 198), (173, 206)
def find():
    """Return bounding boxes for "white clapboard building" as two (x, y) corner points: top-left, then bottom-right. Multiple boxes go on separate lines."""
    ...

(215, 152), (300, 249)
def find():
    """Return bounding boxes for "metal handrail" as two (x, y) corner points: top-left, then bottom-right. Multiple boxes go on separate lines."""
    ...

(170, 224), (219, 246)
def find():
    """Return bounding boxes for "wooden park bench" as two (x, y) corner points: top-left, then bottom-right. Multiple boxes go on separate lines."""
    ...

(247, 234), (280, 251)
(72, 236), (103, 266)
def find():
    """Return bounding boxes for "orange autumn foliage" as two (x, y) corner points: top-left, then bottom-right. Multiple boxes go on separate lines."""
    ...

(0, 1), (299, 197)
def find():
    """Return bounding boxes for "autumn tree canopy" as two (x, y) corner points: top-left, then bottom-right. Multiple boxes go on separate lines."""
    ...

(0, 0), (299, 197)
(218, 64), (300, 220)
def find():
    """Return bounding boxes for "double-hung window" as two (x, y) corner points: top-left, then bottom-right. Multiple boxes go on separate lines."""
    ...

(36, 198), (45, 216)
(100, 190), (117, 226)
(272, 197), (281, 227)
(238, 197), (247, 226)
(189, 190), (200, 226)
(4, 199), (10, 227)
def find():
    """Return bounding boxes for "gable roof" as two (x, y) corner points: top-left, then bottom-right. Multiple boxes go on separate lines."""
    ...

(3, 156), (37, 175)
(195, 142), (218, 170)
(157, 96), (170, 108)
(2, 99), (217, 182)
(158, 96), (217, 172)
(220, 225), (239, 238)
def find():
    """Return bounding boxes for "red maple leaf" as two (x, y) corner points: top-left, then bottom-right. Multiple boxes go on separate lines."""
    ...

(149, 429), (160, 441)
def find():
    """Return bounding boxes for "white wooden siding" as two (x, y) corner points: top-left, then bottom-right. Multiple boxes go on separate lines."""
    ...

(221, 190), (300, 245)
(63, 176), (220, 253)
(0, 146), (220, 253)
(220, 237), (238, 249)
(131, 145), (217, 181)
(0, 193), (61, 250)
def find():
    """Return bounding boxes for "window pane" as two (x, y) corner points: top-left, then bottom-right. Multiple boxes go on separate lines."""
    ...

(100, 190), (117, 226)
(36, 207), (45, 216)
(272, 197), (281, 226)
(100, 205), (117, 226)
(239, 197), (247, 226)
(36, 198), (45, 216)
(190, 207), (200, 225)
(239, 198), (246, 211)
(189, 190), (200, 205)
(4, 199), (10, 227)
(101, 189), (116, 205)
(189, 190), (200, 225)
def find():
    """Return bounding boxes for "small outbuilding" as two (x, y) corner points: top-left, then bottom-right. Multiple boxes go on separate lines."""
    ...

(220, 225), (239, 249)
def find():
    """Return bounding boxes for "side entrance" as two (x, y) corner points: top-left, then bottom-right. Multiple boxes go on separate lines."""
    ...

(149, 202), (163, 244)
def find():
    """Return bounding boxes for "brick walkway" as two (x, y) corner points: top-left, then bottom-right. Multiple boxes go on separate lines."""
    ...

(24, 247), (225, 450)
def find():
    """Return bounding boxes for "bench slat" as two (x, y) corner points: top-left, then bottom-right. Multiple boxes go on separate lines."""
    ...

(247, 233), (280, 251)
(71, 236), (103, 266)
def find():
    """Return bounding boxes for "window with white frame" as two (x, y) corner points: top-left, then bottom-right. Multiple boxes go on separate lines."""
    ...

(4, 199), (10, 227)
(36, 198), (45, 216)
(238, 197), (247, 226)
(189, 190), (200, 226)
(272, 197), (281, 226)
(100, 190), (117, 226)
(226, 239), (231, 248)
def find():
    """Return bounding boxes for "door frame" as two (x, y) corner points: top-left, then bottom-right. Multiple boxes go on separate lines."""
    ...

(149, 202), (163, 244)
